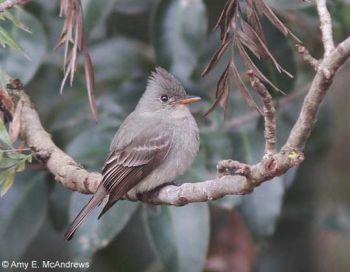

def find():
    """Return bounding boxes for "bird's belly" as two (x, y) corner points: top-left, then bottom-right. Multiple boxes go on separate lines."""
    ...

(129, 116), (199, 195)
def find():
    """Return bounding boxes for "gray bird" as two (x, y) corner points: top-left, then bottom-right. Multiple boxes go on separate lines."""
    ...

(64, 67), (200, 240)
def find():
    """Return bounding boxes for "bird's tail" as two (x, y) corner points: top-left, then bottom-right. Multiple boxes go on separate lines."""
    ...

(64, 188), (106, 241)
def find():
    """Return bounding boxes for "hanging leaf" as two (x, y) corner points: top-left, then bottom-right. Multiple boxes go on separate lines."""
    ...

(152, 0), (208, 80)
(0, 169), (15, 197)
(0, 173), (48, 260)
(143, 203), (210, 272)
(68, 193), (139, 261)
(0, 120), (12, 148)
(0, 8), (47, 84)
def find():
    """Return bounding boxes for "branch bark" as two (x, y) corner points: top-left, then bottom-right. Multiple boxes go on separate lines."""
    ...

(316, 0), (335, 56)
(7, 88), (100, 194)
(249, 73), (277, 155)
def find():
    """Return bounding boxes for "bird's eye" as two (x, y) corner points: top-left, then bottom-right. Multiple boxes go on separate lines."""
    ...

(160, 95), (169, 102)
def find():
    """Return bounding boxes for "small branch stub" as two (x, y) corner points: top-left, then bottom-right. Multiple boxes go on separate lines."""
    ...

(248, 72), (277, 156)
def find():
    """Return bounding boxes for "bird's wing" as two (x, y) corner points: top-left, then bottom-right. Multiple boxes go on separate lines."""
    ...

(64, 129), (172, 241)
(98, 130), (172, 218)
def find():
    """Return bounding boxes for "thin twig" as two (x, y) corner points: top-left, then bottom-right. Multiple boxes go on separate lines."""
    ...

(316, 0), (335, 56)
(248, 72), (277, 155)
(296, 44), (319, 70)
(286, 37), (350, 150)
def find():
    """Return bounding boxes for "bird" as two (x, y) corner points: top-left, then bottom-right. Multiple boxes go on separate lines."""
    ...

(64, 67), (201, 240)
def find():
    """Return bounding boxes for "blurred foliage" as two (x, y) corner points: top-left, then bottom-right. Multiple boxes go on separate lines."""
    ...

(0, 120), (32, 197)
(0, 1), (349, 272)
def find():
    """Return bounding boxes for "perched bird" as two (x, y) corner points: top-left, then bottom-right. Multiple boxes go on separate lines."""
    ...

(64, 67), (200, 240)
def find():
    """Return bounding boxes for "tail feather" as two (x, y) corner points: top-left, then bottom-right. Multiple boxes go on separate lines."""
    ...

(64, 188), (106, 241)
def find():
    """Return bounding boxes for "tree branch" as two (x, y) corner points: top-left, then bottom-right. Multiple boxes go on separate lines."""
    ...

(7, 88), (100, 194)
(5, 35), (350, 205)
(249, 73), (277, 155)
(296, 44), (319, 70)
(316, 0), (335, 56)
(285, 36), (350, 150)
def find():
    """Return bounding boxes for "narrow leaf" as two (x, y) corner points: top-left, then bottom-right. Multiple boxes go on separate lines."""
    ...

(205, 63), (230, 116)
(230, 58), (262, 115)
(2, 10), (31, 33)
(0, 26), (23, 52)
(237, 41), (284, 93)
(0, 120), (12, 148)
(15, 160), (26, 172)
(0, 158), (19, 170)
(0, 170), (15, 197)
(83, 49), (98, 120)
(255, 0), (301, 42)
(239, 19), (293, 77)
(202, 39), (231, 77)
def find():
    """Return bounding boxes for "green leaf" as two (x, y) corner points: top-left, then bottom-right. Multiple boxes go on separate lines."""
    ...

(143, 206), (178, 270)
(0, 8), (47, 84)
(90, 38), (146, 85)
(48, 184), (71, 231)
(114, 0), (154, 14)
(6, 151), (28, 160)
(66, 124), (114, 170)
(0, 157), (19, 170)
(1, 10), (31, 33)
(26, 153), (32, 163)
(0, 169), (15, 197)
(0, 120), (12, 148)
(240, 176), (285, 237)
(82, 0), (118, 38)
(143, 203), (210, 272)
(238, 131), (285, 237)
(0, 173), (48, 260)
(152, 0), (208, 80)
(0, 26), (24, 52)
(14, 159), (26, 172)
(69, 193), (139, 261)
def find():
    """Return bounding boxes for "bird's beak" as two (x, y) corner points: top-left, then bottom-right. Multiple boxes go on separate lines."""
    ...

(177, 96), (201, 105)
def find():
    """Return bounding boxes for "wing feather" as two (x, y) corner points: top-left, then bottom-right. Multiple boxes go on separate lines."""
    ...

(98, 131), (172, 217)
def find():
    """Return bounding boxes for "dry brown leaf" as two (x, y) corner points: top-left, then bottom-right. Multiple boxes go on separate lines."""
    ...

(202, 0), (301, 114)
(56, 0), (98, 119)
(202, 39), (231, 77)
(205, 63), (230, 116)
(230, 58), (262, 115)
(84, 49), (98, 120)
(255, 0), (301, 42)
(236, 41), (285, 94)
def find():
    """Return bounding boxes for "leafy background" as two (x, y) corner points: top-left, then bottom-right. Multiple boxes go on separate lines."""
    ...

(0, 0), (350, 271)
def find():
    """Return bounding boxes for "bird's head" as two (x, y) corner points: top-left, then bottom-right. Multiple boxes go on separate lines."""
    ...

(135, 67), (201, 114)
